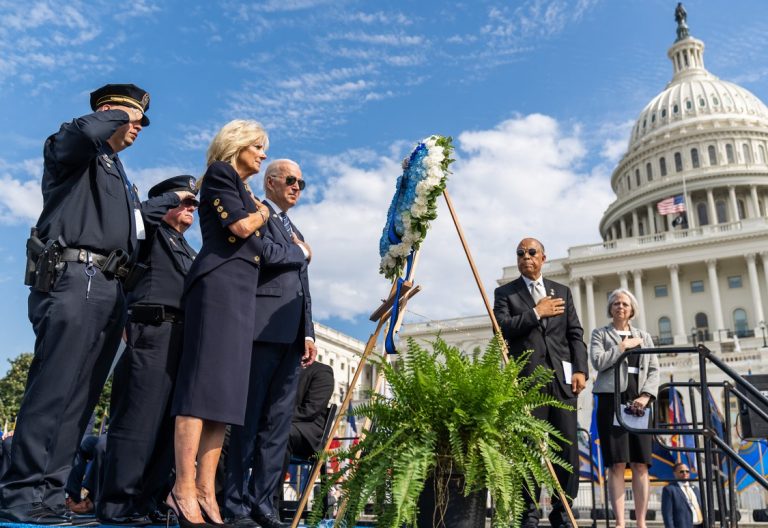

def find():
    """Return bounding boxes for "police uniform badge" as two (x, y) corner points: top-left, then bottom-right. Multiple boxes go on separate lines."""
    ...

(189, 178), (195, 190)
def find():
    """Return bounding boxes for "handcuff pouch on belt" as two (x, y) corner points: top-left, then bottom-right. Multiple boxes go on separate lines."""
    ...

(130, 305), (183, 324)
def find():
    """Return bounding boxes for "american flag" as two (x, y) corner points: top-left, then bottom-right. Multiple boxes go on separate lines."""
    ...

(657, 194), (686, 215)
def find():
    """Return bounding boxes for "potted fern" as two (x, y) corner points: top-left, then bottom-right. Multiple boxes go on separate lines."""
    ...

(310, 336), (570, 528)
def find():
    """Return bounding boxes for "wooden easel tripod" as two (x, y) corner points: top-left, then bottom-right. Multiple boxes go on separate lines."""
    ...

(290, 190), (578, 528)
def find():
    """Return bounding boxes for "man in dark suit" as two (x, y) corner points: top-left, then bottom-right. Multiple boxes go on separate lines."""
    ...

(662, 463), (703, 528)
(279, 361), (334, 507)
(224, 159), (316, 528)
(493, 237), (588, 528)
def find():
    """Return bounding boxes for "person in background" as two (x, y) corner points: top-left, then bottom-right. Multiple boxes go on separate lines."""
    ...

(98, 175), (200, 526)
(590, 288), (659, 528)
(662, 462), (703, 528)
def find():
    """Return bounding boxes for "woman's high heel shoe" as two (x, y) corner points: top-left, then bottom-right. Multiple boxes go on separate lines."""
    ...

(165, 490), (213, 528)
(198, 504), (232, 528)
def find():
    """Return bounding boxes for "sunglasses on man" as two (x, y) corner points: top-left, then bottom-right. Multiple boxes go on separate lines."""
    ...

(180, 198), (199, 208)
(273, 175), (306, 190)
(516, 248), (538, 257)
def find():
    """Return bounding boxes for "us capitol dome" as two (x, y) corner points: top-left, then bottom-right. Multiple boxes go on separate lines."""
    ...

(400, 5), (768, 439)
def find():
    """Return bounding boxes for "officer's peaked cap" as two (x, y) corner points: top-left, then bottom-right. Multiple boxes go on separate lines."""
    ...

(148, 175), (198, 199)
(90, 83), (151, 126)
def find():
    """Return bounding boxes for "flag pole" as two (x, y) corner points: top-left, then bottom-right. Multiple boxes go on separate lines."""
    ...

(442, 189), (578, 528)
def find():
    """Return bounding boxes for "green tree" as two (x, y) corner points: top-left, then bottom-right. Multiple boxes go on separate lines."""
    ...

(0, 353), (33, 428)
(0, 353), (113, 434)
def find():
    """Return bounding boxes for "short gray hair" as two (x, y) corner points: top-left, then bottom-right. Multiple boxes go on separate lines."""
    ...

(607, 288), (639, 319)
(263, 159), (300, 192)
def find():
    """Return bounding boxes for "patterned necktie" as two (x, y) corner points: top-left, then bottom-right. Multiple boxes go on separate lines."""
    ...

(530, 281), (545, 304)
(280, 212), (294, 237)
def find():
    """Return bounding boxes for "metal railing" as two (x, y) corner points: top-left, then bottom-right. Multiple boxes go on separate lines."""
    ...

(613, 345), (768, 528)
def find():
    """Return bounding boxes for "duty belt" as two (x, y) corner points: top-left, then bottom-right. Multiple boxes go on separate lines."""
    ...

(59, 248), (131, 279)
(129, 304), (184, 324)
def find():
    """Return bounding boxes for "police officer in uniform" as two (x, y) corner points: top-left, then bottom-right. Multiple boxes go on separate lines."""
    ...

(97, 176), (200, 526)
(0, 84), (192, 525)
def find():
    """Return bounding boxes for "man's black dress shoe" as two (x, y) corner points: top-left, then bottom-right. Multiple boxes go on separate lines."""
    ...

(251, 512), (288, 528)
(228, 516), (260, 528)
(0, 502), (71, 525)
(97, 514), (153, 526)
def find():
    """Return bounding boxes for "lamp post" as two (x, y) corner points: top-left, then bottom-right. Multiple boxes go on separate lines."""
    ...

(760, 320), (767, 348)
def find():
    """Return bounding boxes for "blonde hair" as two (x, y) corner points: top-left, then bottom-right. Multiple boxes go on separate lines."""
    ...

(200, 120), (269, 187)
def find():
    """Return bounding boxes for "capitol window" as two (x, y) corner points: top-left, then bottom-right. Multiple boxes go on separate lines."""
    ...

(673, 104), (679, 114)
(715, 200), (727, 223)
(674, 152), (683, 172)
(699, 97), (706, 107)
(690, 280), (704, 293)
(660, 157), (667, 176)
(686, 100), (692, 110)
(743, 143), (752, 164)
(726, 144), (735, 164)
(759, 145), (766, 164)
(728, 276), (743, 289)
(658, 317), (673, 345)
(635, 169), (641, 187)
(691, 148), (700, 168)
(697, 202), (709, 225)
(655, 285), (668, 297)
(662, 108), (667, 118)
(713, 96), (719, 105)
(708, 145), (717, 165)
(651, 113), (656, 123)
(733, 308), (750, 338)
(646, 162), (653, 181)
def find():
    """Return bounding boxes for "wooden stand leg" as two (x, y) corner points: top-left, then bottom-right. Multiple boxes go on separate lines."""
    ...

(442, 190), (578, 528)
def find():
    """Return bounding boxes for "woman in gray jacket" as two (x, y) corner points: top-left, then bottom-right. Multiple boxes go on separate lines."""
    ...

(591, 288), (660, 528)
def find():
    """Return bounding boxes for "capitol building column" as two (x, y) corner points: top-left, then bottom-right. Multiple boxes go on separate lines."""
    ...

(620, 218), (627, 238)
(707, 189), (717, 225)
(729, 186), (739, 222)
(706, 259), (725, 340)
(632, 270), (647, 330)
(584, 276), (597, 335)
(746, 253), (765, 330)
(632, 211), (640, 237)
(618, 271), (629, 291)
(750, 185), (761, 217)
(762, 253), (768, 318)
(645, 204), (655, 234)
(668, 264), (687, 343)
(571, 277), (583, 322)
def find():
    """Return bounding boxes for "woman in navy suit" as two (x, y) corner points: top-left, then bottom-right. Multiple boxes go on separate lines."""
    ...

(168, 120), (278, 527)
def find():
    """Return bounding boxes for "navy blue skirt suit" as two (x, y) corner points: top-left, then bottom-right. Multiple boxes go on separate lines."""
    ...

(172, 161), (265, 426)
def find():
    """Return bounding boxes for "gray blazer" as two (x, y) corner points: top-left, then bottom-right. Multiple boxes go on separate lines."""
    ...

(590, 324), (660, 397)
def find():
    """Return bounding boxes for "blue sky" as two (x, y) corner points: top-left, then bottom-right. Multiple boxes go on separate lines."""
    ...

(1, 0), (767, 365)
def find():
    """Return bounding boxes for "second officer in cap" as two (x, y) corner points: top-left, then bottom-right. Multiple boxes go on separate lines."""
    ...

(97, 176), (199, 525)
(0, 84), (193, 524)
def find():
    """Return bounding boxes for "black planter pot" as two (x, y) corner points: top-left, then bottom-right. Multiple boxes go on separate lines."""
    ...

(416, 472), (486, 528)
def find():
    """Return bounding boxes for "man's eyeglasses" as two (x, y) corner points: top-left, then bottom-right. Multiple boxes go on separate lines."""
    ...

(677, 469), (690, 474)
(180, 198), (199, 208)
(274, 175), (306, 190)
(516, 248), (538, 257)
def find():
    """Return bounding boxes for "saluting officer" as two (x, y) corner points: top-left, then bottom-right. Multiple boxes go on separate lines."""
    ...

(0, 84), (192, 525)
(97, 176), (200, 526)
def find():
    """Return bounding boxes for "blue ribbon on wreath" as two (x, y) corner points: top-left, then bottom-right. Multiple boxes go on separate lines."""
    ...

(384, 250), (414, 354)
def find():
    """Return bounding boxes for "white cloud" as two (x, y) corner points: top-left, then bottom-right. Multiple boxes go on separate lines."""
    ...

(0, 158), (43, 225)
(598, 119), (634, 164)
(291, 114), (615, 325)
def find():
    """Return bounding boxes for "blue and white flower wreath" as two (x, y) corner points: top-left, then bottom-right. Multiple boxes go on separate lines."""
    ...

(378, 135), (454, 353)
(379, 135), (454, 280)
